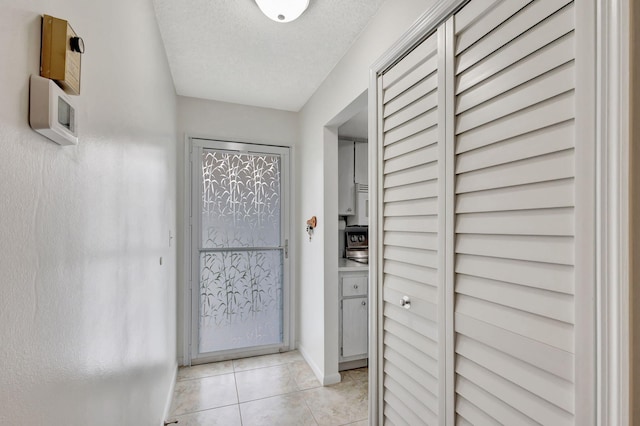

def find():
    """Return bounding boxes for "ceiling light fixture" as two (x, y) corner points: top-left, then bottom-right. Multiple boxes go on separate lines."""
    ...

(255, 0), (309, 23)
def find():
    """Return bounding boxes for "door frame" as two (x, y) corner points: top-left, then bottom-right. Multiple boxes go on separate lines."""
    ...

(367, 0), (631, 424)
(182, 135), (296, 365)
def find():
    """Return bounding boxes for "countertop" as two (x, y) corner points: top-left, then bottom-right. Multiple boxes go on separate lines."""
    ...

(338, 258), (369, 272)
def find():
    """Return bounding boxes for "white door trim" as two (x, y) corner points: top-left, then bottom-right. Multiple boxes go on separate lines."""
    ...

(367, 0), (631, 423)
(595, 0), (631, 424)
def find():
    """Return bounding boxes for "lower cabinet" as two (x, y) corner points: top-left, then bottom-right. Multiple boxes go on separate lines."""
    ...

(339, 271), (368, 364)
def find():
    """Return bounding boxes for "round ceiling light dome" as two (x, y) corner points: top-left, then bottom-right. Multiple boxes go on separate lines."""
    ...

(255, 0), (310, 23)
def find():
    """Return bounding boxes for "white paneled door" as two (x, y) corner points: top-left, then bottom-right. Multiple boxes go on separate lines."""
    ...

(189, 139), (291, 362)
(375, 0), (595, 424)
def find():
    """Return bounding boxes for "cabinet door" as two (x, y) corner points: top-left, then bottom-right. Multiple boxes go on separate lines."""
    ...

(342, 275), (368, 297)
(354, 141), (368, 184)
(338, 140), (355, 215)
(342, 297), (368, 358)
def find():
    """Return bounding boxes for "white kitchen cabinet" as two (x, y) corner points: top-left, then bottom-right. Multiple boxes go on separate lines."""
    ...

(354, 141), (368, 184)
(342, 298), (368, 358)
(339, 271), (368, 364)
(338, 140), (355, 216)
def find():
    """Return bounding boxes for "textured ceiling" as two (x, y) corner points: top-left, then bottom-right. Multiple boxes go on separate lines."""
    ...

(152, 0), (386, 111)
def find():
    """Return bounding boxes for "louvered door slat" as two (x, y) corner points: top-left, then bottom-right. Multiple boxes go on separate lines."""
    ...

(385, 76), (438, 118)
(384, 91), (439, 130)
(384, 128), (438, 158)
(386, 274), (439, 305)
(456, 274), (574, 322)
(456, 61), (575, 134)
(455, 313), (574, 381)
(384, 318), (439, 360)
(384, 259), (437, 286)
(455, 253), (574, 294)
(384, 246), (438, 269)
(384, 164), (438, 188)
(384, 198), (438, 217)
(384, 144), (438, 174)
(382, 35), (438, 88)
(455, 120), (574, 173)
(383, 180), (437, 202)
(455, 207), (575, 236)
(456, 357), (573, 425)
(385, 304), (438, 342)
(456, 4), (574, 92)
(455, 0), (533, 54)
(384, 231), (437, 250)
(456, 91), (575, 153)
(456, 376), (539, 425)
(456, 0), (572, 74)
(456, 335), (574, 412)
(456, 234), (574, 265)
(454, 0), (501, 33)
(456, 33), (575, 113)
(456, 149), (575, 193)
(455, 178), (575, 214)
(384, 354), (439, 400)
(379, 27), (445, 425)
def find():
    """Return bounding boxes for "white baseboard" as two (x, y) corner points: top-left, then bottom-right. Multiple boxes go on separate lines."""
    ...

(161, 361), (178, 425)
(297, 342), (341, 386)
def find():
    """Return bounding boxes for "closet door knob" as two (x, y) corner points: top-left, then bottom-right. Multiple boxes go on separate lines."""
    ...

(353, 284), (358, 289)
(400, 296), (411, 309)
(362, 300), (366, 306)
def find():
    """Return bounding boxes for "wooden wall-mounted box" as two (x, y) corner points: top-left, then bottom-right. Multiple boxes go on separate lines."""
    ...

(40, 15), (83, 95)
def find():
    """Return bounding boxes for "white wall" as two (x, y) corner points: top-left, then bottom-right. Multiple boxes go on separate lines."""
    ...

(0, 0), (178, 424)
(175, 96), (299, 363)
(296, 0), (435, 383)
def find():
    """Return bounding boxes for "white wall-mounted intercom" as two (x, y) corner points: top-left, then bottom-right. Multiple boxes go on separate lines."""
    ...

(29, 74), (78, 146)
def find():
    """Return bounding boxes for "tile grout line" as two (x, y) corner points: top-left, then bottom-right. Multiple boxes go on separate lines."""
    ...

(300, 387), (320, 426)
(232, 362), (244, 426)
(173, 401), (240, 418)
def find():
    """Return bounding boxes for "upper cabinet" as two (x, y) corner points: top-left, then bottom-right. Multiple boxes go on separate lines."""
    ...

(339, 140), (369, 217)
(338, 140), (355, 216)
(354, 142), (368, 184)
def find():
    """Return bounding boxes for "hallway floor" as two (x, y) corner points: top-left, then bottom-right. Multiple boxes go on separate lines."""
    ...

(169, 351), (368, 425)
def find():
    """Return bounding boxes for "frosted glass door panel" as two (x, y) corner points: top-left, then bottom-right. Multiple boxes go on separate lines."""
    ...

(199, 250), (283, 353)
(201, 151), (281, 249)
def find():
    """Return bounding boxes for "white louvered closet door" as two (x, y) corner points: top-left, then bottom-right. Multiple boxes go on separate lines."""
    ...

(378, 26), (447, 425)
(376, 0), (596, 424)
(450, 0), (594, 425)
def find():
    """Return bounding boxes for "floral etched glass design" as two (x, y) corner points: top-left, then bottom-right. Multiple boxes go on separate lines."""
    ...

(199, 150), (283, 353)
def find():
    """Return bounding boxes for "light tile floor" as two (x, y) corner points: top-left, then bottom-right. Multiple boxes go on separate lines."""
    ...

(169, 351), (368, 426)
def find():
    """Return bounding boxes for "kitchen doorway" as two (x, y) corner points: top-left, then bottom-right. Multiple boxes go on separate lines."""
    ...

(187, 138), (292, 363)
(325, 89), (374, 419)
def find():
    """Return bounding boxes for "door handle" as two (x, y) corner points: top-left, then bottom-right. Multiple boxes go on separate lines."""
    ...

(400, 296), (411, 309)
